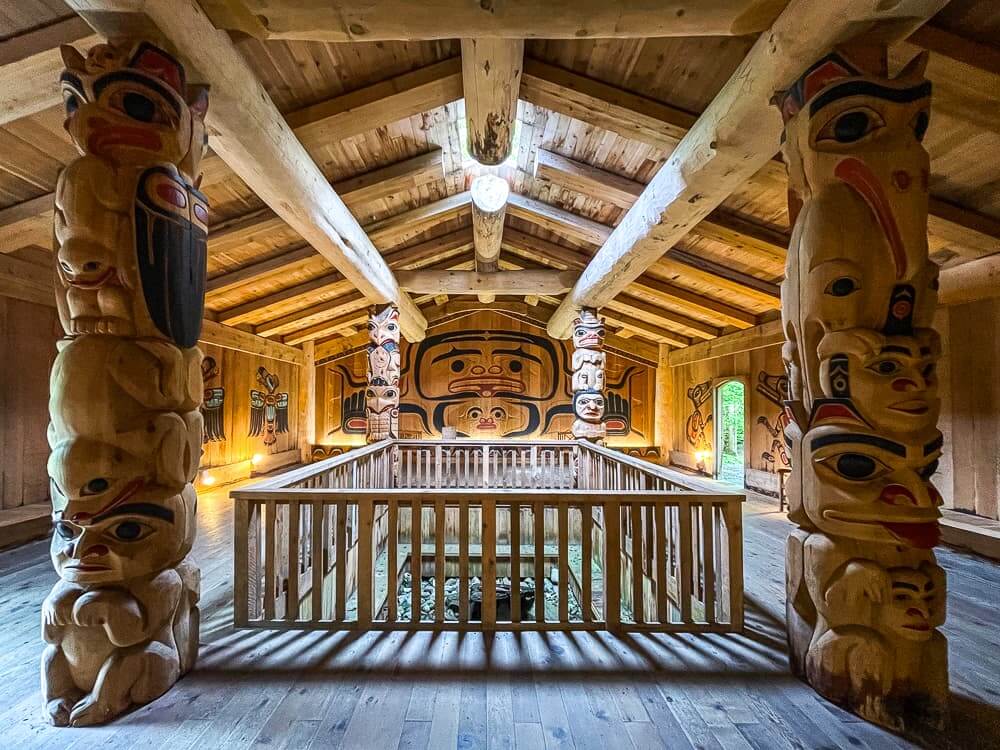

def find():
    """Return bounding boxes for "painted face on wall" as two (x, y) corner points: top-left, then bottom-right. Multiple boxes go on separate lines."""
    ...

(818, 328), (940, 434)
(415, 331), (559, 401)
(50, 480), (196, 586)
(574, 391), (606, 423)
(800, 420), (943, 547)
(446, 400), (525, 436)
(572, 309), (605, 350)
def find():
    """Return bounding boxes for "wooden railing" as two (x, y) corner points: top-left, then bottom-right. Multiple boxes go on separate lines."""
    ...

(231, 439), (744, 633)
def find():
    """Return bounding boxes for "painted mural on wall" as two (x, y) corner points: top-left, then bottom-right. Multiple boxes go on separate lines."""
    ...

(684, 380), (713, 453)
(249, 366), (289, 446)
(755, 370), (790, 472)
(319, 313), (654, 444)
(200, 356), (226, 443)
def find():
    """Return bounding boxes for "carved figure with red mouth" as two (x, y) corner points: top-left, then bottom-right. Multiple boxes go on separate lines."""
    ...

(43, 42), (207, 727)
(366, 305), (400, 443)
(54, 41), (209, 347)
(776, 49), (947, 731)
(451, 402), (519, 436)
(41, 479), (199, 727)
(571, 309), (606, 442)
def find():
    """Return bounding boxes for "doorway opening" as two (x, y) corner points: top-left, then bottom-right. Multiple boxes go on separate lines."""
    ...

(715, 380), (745, 487)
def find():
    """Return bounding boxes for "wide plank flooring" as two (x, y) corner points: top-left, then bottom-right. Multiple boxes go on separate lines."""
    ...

(1, 481), (998, 750)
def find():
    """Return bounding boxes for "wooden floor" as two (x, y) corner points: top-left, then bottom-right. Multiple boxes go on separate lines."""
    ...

(1, 481), (999, 750)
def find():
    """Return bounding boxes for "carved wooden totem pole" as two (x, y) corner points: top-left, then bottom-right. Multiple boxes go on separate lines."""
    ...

(571, 308), (606, 442)
(777, 50), (947, 732)
(366, 305), (401, 442)
(43, 41), (209, 727)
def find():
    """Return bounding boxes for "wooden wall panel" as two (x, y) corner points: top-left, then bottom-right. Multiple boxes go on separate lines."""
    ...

(666, 343), (786, 492)
(318, 311), (655, 447)
(0, 297), (60, 509)
(199, 343), (302, 469)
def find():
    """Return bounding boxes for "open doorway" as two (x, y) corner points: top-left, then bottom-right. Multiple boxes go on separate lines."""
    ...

(715, 380), (745, 487)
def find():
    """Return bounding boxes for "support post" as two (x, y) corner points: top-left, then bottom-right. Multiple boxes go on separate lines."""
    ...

(571, 308), (607, 442)
(778, 48), (948, 732)
(43, 40), (206, 726)
(461, 38), (523, 165)
(471, 173), (509, 303)
(300, 340), (316, 461)
(366, 304), (400, 442)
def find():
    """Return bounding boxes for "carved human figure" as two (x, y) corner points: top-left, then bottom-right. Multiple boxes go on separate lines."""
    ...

(366, 305), (401, 442)
(571, 308), (606, 442)
(54, 42), (209, 347)
(777, 49), (947, 732)
(43, 40), (207, 727)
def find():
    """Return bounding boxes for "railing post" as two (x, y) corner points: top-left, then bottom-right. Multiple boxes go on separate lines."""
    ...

(482, 496), (497, 629)
(724, 500), (744, 631)
(357, 498), (373, 627)
(602, 499), (621, 631)
(234, 500), (250, 626)
(482, 444), (490, 488)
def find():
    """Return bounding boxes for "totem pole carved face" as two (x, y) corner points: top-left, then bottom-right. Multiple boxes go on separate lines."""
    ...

(50, 482), (197, 586)
(818, 328), (940, 434)
(574, 390), (606, 423)
(800, 419), (943, 547)
(572, 360), (605, 392)
(54, 42), (209, 347)
(368, 306), (401, 347)
(572, 309), (605, 350)
(779, 53), (937, 410)
(877, 565), (945, 643)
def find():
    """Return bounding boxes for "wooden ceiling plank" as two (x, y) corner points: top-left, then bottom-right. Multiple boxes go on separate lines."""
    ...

(68, 0), (428, 341)
(206, 244), (316, 295)
(907, 23), (1000, 76)
(0, 17), (100, 125)
(506, 192), (611, 247)
(200, 319), (305, 364)
(667, 319), (784, 366)
(397, 269), (576, 295)
(462, 39), (523, 165)
(545, 0), (948, 338)
(228, 1), (789, 41)
(0, 254), (55, 307)
(367, 191), (471, 249)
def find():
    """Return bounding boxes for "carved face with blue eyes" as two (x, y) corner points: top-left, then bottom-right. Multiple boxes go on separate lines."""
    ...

(50, 479), (196, 586)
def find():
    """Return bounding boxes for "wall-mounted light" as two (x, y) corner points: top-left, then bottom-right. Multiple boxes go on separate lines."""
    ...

(201, 471), (216, 486)
(694, 450), (712, 474)
(251, 453), (263, 467)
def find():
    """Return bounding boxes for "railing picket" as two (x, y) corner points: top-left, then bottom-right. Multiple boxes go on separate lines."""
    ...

(234, 501), (250, 626)
(357, 499), (373, 627)
(558, 503), (569, 623)
(654, 503), (668, 624)
(510, 502), (521, 623)
(581, 504), (593, 623)
(335, 499), (347, 622)
(482, 497), (497, 629)
(264, 500), (277, 622)
(724, 501), (744, 630)
(311, 500), (323, 621)
(702, 503), (716, 624)
(387, 500), (398, 623)
(435, 496), (445, 623)
(411, 496), (422, 624)
(679, 502), (693, 624)
(459, 499), (470, 623)
(602, 500), (621, 631)
(534, 501), (545, 624)
(631, 502), (643, 625)
(287, 501), (300, 621)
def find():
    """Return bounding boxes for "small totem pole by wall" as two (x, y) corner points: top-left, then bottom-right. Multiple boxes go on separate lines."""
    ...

(776, 50), (947, 732)
(366, 305), (400, 442)
(249, 367), (289, 447)
(43, 42), (208, 726)
(571, 308), (606, 442)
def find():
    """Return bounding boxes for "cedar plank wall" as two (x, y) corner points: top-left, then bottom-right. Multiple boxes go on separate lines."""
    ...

(199, 343), (301, 469)
(0, 298), (60, 510)
(663, 343), (788, 496)
(935, 303), (1000, 520)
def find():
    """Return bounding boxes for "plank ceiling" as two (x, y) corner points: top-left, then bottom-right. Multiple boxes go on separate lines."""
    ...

(0, 0), (998, 362)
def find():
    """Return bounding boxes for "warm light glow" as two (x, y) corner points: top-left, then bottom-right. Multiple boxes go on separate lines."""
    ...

(694, 450), (712, 463)
(251, 453), (263, 466)
(201, 472), (216, 486)
(470, 173), (510, 212)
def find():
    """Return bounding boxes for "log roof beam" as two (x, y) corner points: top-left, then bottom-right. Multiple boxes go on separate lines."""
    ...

(545, 0), (950, 338)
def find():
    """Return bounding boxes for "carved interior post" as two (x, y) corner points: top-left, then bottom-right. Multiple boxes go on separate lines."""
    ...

(366, 304), (401, 442)
(571, 308), (606, 442)
(43, 41), (209, 726)
(777, 49), (948, 731)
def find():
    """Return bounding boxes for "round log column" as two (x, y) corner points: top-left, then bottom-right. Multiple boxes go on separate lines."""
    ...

(471, 174), (509, 303)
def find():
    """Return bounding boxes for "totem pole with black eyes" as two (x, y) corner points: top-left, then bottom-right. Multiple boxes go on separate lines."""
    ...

(777, 49), (948, 731)
(571, 308), (606, 442)
(366, 305), (401, 442)
(42, 41), (208, 727)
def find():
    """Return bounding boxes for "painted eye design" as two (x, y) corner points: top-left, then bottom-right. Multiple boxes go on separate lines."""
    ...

(868, 359), (902, 376)
(55, 522), (78, 541)
(818, 452), (893, 481)
(509, 360), (523, 373)
(109, 521), (153, 542)
(825, 276), (860, 297)
(63, 93), (80, 116)
(919, 458), (939, 480)
(491, 408), (506, 420)
(911, 110), (930, 142)
(81, 478), (110, 496)
(450, 360), (465, 373)
(468, 408), (483, 420)
(817, 107), (886, 144)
